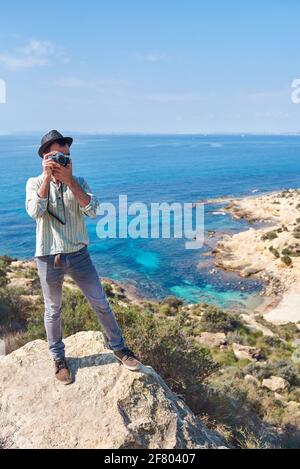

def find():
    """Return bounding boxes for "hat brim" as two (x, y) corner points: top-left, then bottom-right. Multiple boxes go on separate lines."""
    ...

(38, 137), (73, 158)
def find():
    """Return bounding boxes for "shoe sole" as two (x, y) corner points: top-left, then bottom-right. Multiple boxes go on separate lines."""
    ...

(55, 373), (74, 385)
(55, 377), (74, 385)
(114, 355), (142, 371)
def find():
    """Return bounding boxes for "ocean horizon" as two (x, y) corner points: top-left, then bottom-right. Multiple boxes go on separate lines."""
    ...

(1, 133), (300, 310)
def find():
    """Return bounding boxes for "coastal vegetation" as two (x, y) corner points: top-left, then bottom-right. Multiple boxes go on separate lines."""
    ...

(261, 231), (278, 241)
(1, 255), (300, 449)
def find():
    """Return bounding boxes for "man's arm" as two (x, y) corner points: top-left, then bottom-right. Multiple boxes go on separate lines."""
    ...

(68, 177), (92, 209)
(37, 174), (51, 198)
(26, 154), (62, 219)
(26, 177), (49, 219)
(80, 179), (99, 218)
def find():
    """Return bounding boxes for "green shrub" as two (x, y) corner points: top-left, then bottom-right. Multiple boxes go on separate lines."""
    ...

(102, 282), (114, 297)
(0, 269), (8, 288)
(291, 348), (300, 364)
(160, 295), (184, 310)
(243, 362), (272, 380)
(2, 287), (101, 350)
(281, 255), (292, 266)
(261, 231), (278, 241)
(226, 330), (249, 346)
(0, 286), (34, 334)
(227, 329), (262, 347)
(270, 360), (299, 386)
(0, 255), (14, 270)
(261, 336), (286, 349)
(159, 304), (173, 316)
(278, 323), (299, 342)
(243, 360), (299, 386)
(281, 245), (300, 257)
(200, 306), (243, 333)
(212, 350), (238, 367)
(60, 289), (100, 336)
(235, 428), (273, 449)
(0, 255), (14, 288)
(23, 267), (40, 280)
(269, 246), (280, 258)
(114, 306), (219, 394)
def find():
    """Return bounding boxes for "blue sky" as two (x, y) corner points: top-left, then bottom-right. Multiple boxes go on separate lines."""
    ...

(0, 0), (300, 134)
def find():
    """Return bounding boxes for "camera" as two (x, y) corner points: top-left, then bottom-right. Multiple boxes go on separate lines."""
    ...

(47, 152), (70, 167)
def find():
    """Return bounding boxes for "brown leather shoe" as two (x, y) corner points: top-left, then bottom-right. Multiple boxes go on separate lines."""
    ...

(113, 347), (142, 371)
(54, 358), (73, 385)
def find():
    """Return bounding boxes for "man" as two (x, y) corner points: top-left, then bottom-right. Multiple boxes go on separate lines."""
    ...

(26, 130), (142, 385)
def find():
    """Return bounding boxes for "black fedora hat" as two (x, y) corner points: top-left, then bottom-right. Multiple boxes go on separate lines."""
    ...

(38, 130), (73, 158)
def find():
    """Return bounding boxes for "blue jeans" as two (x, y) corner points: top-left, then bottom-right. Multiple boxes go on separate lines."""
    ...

(35, 246), (126, 360)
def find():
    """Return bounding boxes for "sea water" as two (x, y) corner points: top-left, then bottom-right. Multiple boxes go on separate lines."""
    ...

(1, 133), (300, 309)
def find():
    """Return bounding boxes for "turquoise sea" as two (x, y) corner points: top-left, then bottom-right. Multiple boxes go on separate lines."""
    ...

(1, 133), (300, 309)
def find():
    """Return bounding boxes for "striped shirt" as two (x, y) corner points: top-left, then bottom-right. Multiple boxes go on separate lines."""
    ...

(25, 174), (100, 257)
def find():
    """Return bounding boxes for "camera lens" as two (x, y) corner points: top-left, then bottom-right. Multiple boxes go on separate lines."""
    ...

(58, 156), (65, 165)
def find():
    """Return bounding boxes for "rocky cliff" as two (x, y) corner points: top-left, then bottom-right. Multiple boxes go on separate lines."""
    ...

(0, 331), (226, 449)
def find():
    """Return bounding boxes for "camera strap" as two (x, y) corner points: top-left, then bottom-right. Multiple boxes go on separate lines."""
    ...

(47, 183), (66, 225)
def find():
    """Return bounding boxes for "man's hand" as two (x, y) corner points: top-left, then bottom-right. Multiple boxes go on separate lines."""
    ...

(37, 153), (61, 199)
(43, 152), (61, 181)
(52, 159), (73, 186)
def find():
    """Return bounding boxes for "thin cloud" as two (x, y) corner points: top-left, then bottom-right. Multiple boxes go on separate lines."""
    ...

(144, 93), (205, 103)
(0, 39), (69, 71)
(54, 77), (129, 91)
(19, 40), (55, 57)
(248, 89), (289, 101)
(254, 110), (291, 119)
(54, 78), (94, 89)
(134, 52), (167, 62)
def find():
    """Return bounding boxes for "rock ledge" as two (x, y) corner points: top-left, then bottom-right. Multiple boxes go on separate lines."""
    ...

(0, 331), (226, 449)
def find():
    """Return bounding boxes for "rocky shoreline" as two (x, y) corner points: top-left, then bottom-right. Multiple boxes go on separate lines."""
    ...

(209, 189), (300, 325)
